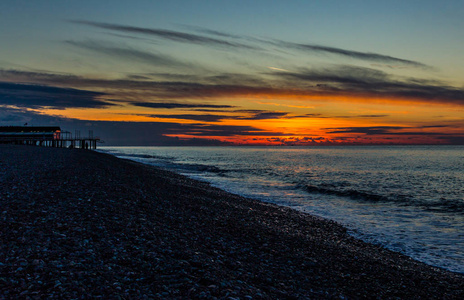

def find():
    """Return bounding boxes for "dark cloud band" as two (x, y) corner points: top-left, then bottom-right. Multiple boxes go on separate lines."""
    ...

(0, 81), (112, 109)
(132, 102), (235, 109)
(2, 67), (464, 106)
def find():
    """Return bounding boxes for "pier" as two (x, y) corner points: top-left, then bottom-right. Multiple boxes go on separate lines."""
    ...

(0, 126), (100, 149)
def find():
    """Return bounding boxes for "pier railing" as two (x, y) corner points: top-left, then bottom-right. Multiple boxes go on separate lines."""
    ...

(0, 134), (101, 149)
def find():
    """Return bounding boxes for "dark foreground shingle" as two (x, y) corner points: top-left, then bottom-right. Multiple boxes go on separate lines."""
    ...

(0, 145), (463, 299)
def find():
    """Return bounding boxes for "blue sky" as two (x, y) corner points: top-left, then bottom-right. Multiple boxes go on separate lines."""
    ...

(1, 1), (463, 145)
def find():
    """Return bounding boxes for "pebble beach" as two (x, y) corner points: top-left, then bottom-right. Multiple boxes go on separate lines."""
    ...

(1, 145), (463, 299)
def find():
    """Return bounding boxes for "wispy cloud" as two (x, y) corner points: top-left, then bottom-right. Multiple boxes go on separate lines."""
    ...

(145, 114), (227, 122)
(132, 102), (235, 109)
(356, 115), (389, 118)
(186, 25), (430, 68)
(335, 114), (389, 118)
(72, 20), (430, 69)
(71, 20), (258, 50)
(305, 113), (329, 118)
(239, 111), (289, 120)
(141, 110), (291, 122)
(325, 125), (461, 137)
(325, 126), (406, 135)
(185, 25), (244, 39)
(257, 102), (316, 109)
(267, 66), (291, 72)
(274, 40), (430, 68)
(65, 40), (192, 68)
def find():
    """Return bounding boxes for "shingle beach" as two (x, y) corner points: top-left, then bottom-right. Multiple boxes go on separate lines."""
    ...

(1, 145), (463, 299)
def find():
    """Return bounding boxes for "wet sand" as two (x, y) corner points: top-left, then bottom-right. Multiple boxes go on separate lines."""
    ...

(1, 145), (463, 299)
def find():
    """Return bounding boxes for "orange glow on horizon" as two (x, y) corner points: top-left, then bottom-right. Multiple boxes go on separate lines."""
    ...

(30, 90), (464, 145)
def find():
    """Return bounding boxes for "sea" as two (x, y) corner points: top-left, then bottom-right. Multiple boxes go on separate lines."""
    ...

(99, 145), (464, 274)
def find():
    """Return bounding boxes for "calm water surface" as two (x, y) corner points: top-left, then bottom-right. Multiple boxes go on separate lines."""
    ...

(100, 146), (464, 273)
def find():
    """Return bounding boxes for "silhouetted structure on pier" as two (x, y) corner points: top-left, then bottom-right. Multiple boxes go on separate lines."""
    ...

(0, 126), (100, 149)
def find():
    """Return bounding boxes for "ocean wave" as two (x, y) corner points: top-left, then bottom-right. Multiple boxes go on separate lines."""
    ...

(145, 161), (228, 177)
(178, 163), (226, 174)
(118, 153), (173, 160)
(303, 185), (464, 214)
(304, 185), (390, 202)
(427, 198), (464, 214)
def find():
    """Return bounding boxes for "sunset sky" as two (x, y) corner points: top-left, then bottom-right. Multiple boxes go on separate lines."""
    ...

(1, 0), (463, 145)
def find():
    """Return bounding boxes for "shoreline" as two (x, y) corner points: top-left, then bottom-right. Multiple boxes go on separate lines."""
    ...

(1, 145), (463, 298)
(101, 145), (464, 275)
